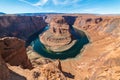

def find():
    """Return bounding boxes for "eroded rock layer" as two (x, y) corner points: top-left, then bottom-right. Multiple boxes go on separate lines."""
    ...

(0, 37), (67, 80)
(60, 16), (120, 80)
(0, 37), (32, 69)
(40, 16), (76, 52)
(8, 60), (67, 80)
(0, 16), (47, 40)
(1, 15), (120, 80)
(0, 55), (10, 80)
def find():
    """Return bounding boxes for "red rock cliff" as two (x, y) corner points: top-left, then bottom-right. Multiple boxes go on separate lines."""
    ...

(0, 54), (10, 80)
(0, 16), (47, 40)
(0, 37), (32, 69)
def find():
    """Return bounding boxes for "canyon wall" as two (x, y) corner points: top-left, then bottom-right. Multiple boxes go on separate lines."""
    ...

(0, 54), (10, 80)
(0, 16), (47, 40)
(60, 15), (120, 80)
(0, 37), (67, 80)
(40, 16), (77, 52)
(1, 15), (120, 80)
(0, 37), (32, 69)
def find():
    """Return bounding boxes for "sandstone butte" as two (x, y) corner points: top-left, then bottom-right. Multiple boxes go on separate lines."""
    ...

(0, 14), (120, 80)
(40, 16), (76, 52)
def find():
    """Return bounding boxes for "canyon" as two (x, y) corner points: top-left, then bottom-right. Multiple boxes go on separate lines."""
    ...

(40, 16), (76, 52)
(0, 14), (120, 80)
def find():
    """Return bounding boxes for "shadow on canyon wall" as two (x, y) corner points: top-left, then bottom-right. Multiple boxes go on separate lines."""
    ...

(10, 70), (26, 80)
(63, 16), (77, 25)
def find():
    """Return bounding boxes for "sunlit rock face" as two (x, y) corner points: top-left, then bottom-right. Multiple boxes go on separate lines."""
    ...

(40, 17), (76, 52)
(0, 37), (32, 69)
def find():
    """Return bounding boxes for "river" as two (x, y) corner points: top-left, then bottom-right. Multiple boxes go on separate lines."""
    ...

(30, 26), (89, 59)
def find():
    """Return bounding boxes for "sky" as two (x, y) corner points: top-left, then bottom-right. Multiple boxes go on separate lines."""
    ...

(0, 0), (120, 14)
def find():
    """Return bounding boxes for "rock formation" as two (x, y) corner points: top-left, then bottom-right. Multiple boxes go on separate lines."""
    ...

(0, 37), (32, 69)
(32, 60), (66, 80)
(0, 37), (67, 80)
(40, 16), (76, 52)
(0, 16), (47, 40)
(1, 14), (120, 80)
(0, 54), (10, 80)
(8, 60), (66, 80)
(60, 16), (120, 80)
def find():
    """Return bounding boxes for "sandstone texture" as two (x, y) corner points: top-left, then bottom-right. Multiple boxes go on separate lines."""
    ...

(0, 54), (10, 80)
(0, 16), (47, 40)
(61, 16), (120, 80)
(1, 14), (120, 80)
(0, 37), (67, 80)
(40, 16), (76, 52)
(8, 60), (66, 80)
(0, 37), (32, 69)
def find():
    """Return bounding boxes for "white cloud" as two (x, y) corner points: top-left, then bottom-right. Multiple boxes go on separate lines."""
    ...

(33, 0), (48, 6)
(18, 0), (36, 6)
(52, 0), (79, 5)
(19, 0), (48, 6)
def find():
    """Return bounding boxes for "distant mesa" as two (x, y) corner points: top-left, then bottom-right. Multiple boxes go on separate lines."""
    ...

(40, 16), (77, 52)
(16, 13), (64, 16)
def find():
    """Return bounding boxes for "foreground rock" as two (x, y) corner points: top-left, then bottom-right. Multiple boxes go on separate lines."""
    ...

(0, 37), (67, 80)
(0, 37), (32, 69)
(40, 16), (76, 52)
(8, 60), (67, 80)
(0, 55), (10, 80)
(1, 15), (120, 80)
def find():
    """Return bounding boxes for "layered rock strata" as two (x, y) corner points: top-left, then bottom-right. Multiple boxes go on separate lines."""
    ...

(0, 16), (47, 40)
(8, 60), (66, 80)
(1, 15), (120, 80)
(40, 17), (76, 52)
(0, 37), (32, 69)
(0, 37), (67, 80)
(60, 16), (120, 80)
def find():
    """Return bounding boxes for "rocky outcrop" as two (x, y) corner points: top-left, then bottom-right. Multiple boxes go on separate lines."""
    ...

(73, 16), (119, 35)
(32, 60), (66, 80)
(74, 16), (105, 31)
(0, 37), (32, 69)
(0, 37), (67, 80)
(1, 15), (120, 80)
(58, 16), (120, 80)
(8, 60), (67, 80)
(0, 16), (47, 40)
(40, 16), (76, 52)
(0, 55), (10, 80)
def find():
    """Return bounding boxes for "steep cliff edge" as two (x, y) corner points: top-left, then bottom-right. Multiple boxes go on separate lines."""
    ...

(40, 16), (77, 52)
(0, 16), (47, 40)
(0, 37), (67, 80)
(0, 54), (10, 80)
(1, 15), (120, 80)
(60, 16), (120, 80)
(8, 60), (66, 80)
(0, 37), (32, 69)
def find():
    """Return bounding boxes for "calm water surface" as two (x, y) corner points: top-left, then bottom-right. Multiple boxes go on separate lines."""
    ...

(30, 26), (89, 59)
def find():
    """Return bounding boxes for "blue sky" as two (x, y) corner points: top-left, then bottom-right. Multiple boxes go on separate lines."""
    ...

(0, 0), (120, 14)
